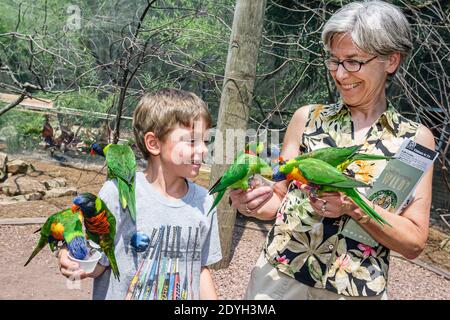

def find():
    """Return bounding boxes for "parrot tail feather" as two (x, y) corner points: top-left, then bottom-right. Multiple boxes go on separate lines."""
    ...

(117, 177), (136, 222)
(352, 154), (392, 161)
(345, 189), (392, 227)
(24, 238), (47, 267)
(106, 249), (120, 281)
(207, 189), (225, 216)
(208, 177), (223, 194)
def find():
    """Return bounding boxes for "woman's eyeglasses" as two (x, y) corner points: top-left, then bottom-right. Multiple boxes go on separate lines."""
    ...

(324, 56), (378, 72)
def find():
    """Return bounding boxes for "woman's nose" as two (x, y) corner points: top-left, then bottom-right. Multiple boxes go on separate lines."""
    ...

(334, 64), (350, 81)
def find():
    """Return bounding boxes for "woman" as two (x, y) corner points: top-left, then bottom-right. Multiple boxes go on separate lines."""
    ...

(230, 0), (435, 300)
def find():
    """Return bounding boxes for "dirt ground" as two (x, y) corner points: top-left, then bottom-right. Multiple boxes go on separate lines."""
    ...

(1, 152), (449, 299)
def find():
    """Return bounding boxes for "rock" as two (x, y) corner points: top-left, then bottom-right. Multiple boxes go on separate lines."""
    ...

(43, 187), (77, 199)
(0, 152), (7, 181)
(43, 177), (67, 190)
(440, 238), (450, 253)
(0, 194), (27, 205)
(1, 176), (47, 196)
(6, 159), (31, 175)
(24, 192), (44, 201)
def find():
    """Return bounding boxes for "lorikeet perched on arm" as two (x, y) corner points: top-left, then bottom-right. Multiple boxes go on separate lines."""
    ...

(72, 192), (120, 280)
(91, 143), (137, 222)
(281, 157), (391, 227)
(207, 152), (273, 216)
(24, 208), (88, 266)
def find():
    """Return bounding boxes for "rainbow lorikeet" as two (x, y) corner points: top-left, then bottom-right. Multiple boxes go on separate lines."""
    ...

(282, 157), (391, 227)
(208, 152), (273, 216)
(91, 143), (137, 222)
(72, 192), (120, 280)
(275, 145), (391, 181)
(24, 208), (88, 266)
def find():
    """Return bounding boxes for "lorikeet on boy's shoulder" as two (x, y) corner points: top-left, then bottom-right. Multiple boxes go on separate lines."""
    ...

(91, 142), (137, 222)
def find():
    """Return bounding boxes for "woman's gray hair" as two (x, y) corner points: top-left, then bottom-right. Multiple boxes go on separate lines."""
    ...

(322, 1), (412, 63)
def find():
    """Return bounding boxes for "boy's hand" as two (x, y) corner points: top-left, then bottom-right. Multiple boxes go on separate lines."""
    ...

(58, 247), (89, 280)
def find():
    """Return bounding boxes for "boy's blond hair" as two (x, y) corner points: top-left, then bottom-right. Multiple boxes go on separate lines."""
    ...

(133, 88), (212, 159)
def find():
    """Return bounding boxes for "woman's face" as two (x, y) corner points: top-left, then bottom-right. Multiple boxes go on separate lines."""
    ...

(328, 33), (399, 108)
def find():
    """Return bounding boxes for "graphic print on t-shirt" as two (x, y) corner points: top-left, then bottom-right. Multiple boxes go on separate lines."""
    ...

(125, 225), (200, 300)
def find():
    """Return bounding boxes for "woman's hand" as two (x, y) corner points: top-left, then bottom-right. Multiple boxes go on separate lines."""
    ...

(307, 189), (358, 219)
(229, 186), (273, 218)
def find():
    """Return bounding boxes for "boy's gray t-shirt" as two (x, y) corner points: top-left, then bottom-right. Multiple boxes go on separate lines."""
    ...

(93, 171), (222, 300)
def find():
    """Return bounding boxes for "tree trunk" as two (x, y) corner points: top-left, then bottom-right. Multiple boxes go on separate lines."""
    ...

(210, 0), (267, 269)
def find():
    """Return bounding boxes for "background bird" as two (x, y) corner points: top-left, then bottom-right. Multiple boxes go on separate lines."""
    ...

(72, 192), (120, 280)
(91, 142), (137, 222)
(24, 208), (88, 267)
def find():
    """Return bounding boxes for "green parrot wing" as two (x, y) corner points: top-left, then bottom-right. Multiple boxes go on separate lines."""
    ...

(62, 217), (85, 243)
(296, 146), (361, 167)
(297, 158), (369, 188)
(105, 144), (136, 184)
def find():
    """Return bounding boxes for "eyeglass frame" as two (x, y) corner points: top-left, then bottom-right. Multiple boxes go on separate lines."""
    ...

(324, 55), (379, 72)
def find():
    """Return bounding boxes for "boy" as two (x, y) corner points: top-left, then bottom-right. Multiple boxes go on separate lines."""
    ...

(58, 88), (222, 300)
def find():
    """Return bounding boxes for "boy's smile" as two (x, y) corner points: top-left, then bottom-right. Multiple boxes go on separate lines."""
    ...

(160, 117), (209, 179)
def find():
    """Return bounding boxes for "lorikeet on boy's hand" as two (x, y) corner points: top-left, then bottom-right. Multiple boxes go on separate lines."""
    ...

(91, 143), (137, 222)
(24, 208), (88, 266)
(207, 152), (273, 216)
(290, 158), (391, 227)
(275, 145), (391, 181)
(72, 192), (120, 280)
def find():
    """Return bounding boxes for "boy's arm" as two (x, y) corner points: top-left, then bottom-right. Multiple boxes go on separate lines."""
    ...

(199, 266), (218, 300)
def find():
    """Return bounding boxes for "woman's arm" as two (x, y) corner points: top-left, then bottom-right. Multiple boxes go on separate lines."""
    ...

(352, 125), (435, 259)
(230, 105), (311, 220)
(312, 125), (435, 259)
(199, 267), (218, 300)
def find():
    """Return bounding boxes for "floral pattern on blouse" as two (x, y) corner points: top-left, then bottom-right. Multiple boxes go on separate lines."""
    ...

(263, 100), (419, 296)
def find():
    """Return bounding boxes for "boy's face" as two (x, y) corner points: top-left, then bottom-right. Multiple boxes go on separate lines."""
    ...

(159, 117), (209, 179)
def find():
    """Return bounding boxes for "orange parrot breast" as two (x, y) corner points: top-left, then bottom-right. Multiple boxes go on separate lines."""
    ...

(50, 222), (65, 240)
(286, 167), (308, 184)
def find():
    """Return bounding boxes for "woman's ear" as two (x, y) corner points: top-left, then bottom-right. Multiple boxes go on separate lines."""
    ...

(144, 132), (160, 156)
(386, 52), (401, 74)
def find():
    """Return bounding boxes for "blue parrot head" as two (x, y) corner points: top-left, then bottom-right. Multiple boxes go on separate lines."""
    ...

(90, 143), (105, 157)
(72, 193), (98, 218)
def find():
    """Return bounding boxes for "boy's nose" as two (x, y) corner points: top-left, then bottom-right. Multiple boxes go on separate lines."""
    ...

(197, 142), (208, 155)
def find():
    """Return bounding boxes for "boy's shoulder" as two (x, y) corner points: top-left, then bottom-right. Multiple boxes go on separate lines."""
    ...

(186, 180), (213, 203)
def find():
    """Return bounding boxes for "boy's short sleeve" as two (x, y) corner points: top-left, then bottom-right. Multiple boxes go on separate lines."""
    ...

(201, 195), (222, 267)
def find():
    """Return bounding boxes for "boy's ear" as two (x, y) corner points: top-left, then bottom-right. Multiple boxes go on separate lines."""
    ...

(144, 132), (161, 156)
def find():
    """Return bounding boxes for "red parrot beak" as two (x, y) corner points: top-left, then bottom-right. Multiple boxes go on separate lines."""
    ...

(71, 204), (80, 213)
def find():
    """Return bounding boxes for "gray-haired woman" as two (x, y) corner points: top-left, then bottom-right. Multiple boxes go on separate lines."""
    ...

(230, 0), (435, 300)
